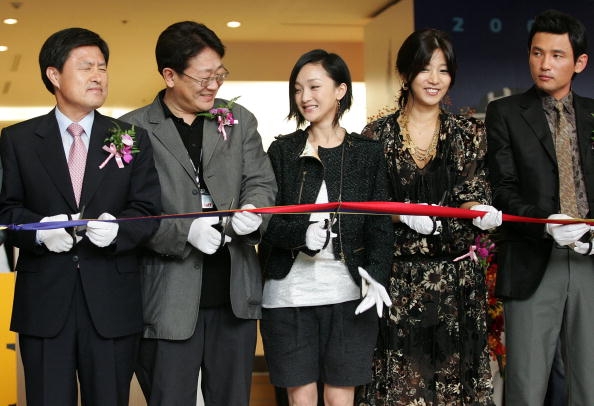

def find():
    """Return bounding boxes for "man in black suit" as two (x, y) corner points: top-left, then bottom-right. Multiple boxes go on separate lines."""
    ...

(486, 9), (594, 405)
(0, 28), (161, 405)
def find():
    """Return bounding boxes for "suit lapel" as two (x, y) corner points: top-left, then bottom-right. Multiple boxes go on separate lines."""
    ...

(573, 95), (594, 207)
(79, 112), (109, 207)
(34, 111), (78, 210)
(202, 108), (224, 168)
(574, 95), (594, 158)
(520, 88), (557, 163)
(147, 100), (198, 181)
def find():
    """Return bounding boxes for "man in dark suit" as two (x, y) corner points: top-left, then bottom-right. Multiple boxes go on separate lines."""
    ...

(0, 28), (161, 406)
(486, 9), (594, 405)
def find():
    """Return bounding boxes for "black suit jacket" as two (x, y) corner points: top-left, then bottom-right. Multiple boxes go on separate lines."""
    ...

(486, 86), (594, 299)
(0, 110), (161, 337)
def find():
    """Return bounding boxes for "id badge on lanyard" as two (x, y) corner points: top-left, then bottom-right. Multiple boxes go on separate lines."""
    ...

(201, 187), (215, 210)
(192, 153), (215, 211)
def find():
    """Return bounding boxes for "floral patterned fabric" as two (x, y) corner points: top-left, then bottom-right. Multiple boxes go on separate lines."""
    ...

(356, 111), (494, 406)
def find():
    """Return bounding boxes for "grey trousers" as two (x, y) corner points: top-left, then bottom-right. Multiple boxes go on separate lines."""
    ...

(505, 246), (594, 406)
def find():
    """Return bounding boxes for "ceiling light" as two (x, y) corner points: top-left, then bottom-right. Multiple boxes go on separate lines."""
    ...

(3, 18), (18, 25)
(0, 46), (8, 52)
(226, 21), (241, 28)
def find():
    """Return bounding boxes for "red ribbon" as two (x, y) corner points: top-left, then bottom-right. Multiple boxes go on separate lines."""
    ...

(4, 201), (594, 231)
(247, 202), (594, 225)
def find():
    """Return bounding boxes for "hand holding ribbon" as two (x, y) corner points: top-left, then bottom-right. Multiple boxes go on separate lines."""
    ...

(188, 216), (231, 255)
(545, 214), (590, 246)
(231, 204), (262, 235)
(471, 204), (502, 230)
(37, 214), (76, 253)
(573, 239), (594, 255)
(86, 212), (119, 247)
(305, 220), (337, 251)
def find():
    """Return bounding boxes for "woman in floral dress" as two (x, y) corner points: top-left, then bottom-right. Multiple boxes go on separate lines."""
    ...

(357, 29), (500, 405)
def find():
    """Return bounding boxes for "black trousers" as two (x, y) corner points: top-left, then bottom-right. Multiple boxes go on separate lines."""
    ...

(136, 305), (257, 406)
(19, 275), (139, 406)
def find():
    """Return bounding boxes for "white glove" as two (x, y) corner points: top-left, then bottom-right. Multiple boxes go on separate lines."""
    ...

(400, 212), (441, 235)
(355, 267), (392, 318)
(188, 216), (231, 255)
(37, 214), (75, 253)
(305, 220), (337, 251)
(231, 204), (262, 235)
(86, 212), (119, 248)
(573, 240), (594, 255)
(471, 204), (503, 230)
(545, 214), (591, 246)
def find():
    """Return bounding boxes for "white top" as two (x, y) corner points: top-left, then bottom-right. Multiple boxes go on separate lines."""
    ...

(262, 180), (360, 308)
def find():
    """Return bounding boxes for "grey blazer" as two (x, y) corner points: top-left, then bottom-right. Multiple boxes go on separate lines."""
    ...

(120, 95), (277, 340)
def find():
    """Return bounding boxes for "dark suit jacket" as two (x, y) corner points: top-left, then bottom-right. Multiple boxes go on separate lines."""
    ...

(486, 86), (594, 299)
(0, 110), (161, 338)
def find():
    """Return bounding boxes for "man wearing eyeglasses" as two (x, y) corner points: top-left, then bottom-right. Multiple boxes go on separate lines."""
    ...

(120, 21), (277, 406)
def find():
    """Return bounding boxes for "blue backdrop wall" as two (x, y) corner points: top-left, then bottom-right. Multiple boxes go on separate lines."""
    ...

(414, 0), (594, 114)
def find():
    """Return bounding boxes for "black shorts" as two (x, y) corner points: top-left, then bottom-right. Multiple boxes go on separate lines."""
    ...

(260, 299), (378, 387)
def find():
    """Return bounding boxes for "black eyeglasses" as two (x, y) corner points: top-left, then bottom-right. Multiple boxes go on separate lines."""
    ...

(182, 69), (229, 87)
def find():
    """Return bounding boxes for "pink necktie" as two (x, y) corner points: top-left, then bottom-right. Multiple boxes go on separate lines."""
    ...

(67, 122), (87, 206)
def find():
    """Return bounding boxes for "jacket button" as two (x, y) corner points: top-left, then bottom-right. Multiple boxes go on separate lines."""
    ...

(72, 255), (79, 262)
(192, 189), (199, 195)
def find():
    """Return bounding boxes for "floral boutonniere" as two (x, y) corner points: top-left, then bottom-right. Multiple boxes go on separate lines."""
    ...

(197, 96), (240, 140)
(99, 122), (139, 169)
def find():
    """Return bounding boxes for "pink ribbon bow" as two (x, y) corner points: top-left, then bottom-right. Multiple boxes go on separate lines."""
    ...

(453, 245), (478, 262)
(216, 112), (238, 141)
(98, 135), (134, 169)
(99, 143), (124, 169)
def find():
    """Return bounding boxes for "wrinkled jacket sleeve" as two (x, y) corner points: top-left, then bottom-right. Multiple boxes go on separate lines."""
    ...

(361, 142), (393, 287)
(486, 100), (549, 238)
(263, 139), (312, 251)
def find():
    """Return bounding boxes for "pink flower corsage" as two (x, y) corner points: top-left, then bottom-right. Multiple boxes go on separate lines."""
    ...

(99, 122), (139, 169)
(197, 96), (240, 140)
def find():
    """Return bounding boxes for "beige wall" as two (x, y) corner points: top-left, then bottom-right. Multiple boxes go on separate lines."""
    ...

(109, 40), (365, 111)
(363, 0), (414, 120)
(225, 41), (364, 83)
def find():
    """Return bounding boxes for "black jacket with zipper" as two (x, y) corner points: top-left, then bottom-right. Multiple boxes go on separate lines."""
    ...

(260, 129), (393, 288)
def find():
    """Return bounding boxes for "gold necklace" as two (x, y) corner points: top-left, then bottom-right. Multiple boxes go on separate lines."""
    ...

(398, 111), (440, 163)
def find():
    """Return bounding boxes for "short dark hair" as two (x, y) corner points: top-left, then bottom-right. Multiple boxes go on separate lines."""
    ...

(287, 49), (353, 128)
(155, 21), (225, 74)
(528, 9), (588, 62)
(39, 27), (109, 94)
(396, 29), (457, 109)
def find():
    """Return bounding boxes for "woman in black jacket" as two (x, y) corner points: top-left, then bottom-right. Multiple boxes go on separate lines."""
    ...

(259, 49), (393, 406)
